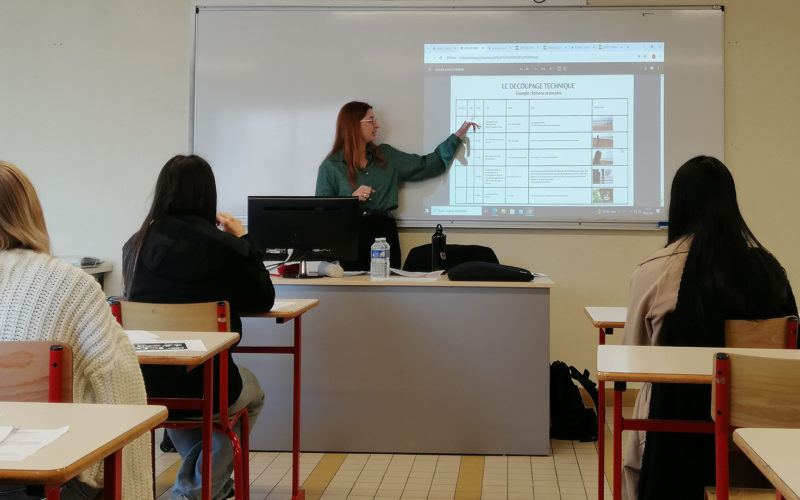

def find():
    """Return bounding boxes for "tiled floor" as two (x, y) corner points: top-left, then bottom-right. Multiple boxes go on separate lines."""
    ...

(153, 428), (616, 500)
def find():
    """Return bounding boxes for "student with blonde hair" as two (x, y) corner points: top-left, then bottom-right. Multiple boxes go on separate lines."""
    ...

(0, 161), (152, 499)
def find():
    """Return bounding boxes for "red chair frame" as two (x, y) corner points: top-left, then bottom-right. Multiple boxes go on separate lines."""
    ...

(110, 300), (250, 500)
(712, 353), (787, 500)
(0, 342), (71, 499)
(608, 316), (798, 500)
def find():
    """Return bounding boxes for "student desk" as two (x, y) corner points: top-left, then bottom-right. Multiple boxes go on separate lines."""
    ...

(238, 275), (554, 455)
(136, 330), (240, 500)
(81, 262), (113, 291)
(584, 307), (627, 344)
(733, 428), (800, 500)
(0, 401), (167, 499)
(597, 344), (800, 500)
(583, 306), (627, 500)
(239, 299), (318, 500)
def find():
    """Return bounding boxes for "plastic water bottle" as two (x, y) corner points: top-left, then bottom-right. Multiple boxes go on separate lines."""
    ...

(370, 237), (390, 280)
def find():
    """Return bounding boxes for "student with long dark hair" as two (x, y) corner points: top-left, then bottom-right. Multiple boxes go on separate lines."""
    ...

(622, 155), (796, 499)
(123, 155), (274, 500)
(315, 101), (478, 269)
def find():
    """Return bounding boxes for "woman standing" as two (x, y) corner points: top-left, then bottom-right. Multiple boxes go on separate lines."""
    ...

(123, 155), (275, 500)
(315, 101), (478, 270)
(622, 156), (796, 499)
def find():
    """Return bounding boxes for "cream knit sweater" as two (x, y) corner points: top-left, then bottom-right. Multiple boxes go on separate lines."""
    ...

(0, 249), (152, 499)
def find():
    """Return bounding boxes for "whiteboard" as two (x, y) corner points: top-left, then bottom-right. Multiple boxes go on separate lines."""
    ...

(192, 3), (723, 229)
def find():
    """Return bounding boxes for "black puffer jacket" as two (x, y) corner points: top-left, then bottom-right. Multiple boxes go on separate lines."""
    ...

(123, 214), (274, 409)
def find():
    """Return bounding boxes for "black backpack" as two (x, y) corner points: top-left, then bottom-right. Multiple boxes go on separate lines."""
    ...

(549, 360), (599, 442)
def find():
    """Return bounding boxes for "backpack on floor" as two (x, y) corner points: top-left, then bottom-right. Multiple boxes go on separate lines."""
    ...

(549, 360), (599, 442)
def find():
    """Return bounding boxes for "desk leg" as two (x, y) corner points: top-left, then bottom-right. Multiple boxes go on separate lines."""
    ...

(103, 450), (122, 499)
(202, 358), (214, 500)
(598, 380), (605, 500)
(613, 382), (625, 500)
(597, 327), (610, 500)
(291, 316), (305, 500)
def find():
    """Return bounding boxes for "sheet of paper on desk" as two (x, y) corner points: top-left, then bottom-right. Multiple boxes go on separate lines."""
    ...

(125, 330), (160, 343)
(133, 340), (207, 352)
(390, 268), (444, 279)
(342, 270), (368, 276)
(388, 277), (439, 282)
(270, 301), (292, 311)
(0, 426), (14, 443)
(0, 426), (69, 462)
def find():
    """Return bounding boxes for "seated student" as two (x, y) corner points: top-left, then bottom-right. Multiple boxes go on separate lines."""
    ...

(622, 156), (796, 500)
(122, 154), (275, 500)
(0, 161), (151, 499)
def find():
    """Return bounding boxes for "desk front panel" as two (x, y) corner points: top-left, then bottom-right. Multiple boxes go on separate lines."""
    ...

(237, 282), (550, 455)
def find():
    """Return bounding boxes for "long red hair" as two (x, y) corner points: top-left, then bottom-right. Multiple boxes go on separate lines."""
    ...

(327, 101), (386, 187)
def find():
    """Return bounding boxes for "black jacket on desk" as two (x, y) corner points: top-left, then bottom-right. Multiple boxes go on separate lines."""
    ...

(123, 214), (275, 410)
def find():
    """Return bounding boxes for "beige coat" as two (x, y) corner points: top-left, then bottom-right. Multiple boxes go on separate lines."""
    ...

(621, 236), (691, 500)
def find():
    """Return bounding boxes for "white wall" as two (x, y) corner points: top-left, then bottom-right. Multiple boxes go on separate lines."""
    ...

(1, 0), (798, 378)
(0, 1), (194, 294)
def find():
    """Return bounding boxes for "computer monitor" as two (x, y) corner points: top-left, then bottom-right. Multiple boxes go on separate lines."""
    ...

(247, 196), (359, 278)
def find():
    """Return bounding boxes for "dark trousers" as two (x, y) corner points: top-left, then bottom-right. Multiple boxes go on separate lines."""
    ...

(342, 213), (401, 271)
(0, 479), (102, 499)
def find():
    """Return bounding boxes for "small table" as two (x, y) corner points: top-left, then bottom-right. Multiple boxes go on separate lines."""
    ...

(239, 299), (319, 500)
(597, 345), (800, 500)
(136, 330), (240, 500)
(0, 401), (167, 499)
(81, 262), (113, 290)
(733, 428), (800, 500)
(583, 306), (626, 500)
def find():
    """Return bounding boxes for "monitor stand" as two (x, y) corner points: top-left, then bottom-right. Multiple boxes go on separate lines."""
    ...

(281, 260), (324, 279)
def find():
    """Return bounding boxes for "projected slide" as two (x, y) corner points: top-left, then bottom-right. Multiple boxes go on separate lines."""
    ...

(442, 75), (633, 215)
(422, 42), (664, 222)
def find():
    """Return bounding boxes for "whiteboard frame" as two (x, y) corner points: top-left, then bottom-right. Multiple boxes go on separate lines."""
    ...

(190, 2), (723, 230)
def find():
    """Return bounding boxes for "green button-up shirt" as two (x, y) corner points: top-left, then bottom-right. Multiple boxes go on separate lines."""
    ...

(315, 134), (462, 211)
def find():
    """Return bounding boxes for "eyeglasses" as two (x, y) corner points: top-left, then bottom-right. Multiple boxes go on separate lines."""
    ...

(360, 117), (378, 125)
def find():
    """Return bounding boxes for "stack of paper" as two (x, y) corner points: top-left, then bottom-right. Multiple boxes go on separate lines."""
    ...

(0, 425), (69, 462)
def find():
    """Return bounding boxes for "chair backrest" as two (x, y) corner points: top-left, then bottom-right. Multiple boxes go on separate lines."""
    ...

(724, 316), (798, 349)
(0, 341), (73, 403)
(710, 352), (800, 499)
(112, 300), (231, 332)
(712, 352), (800, 428)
